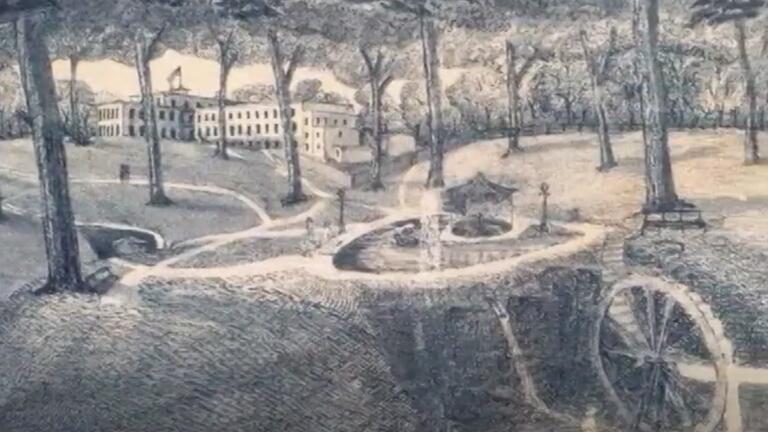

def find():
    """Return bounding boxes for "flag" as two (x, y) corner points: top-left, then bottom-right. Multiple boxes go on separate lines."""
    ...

(167, 66), (182, 90)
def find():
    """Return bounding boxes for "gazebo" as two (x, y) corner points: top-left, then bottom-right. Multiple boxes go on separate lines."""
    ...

(443, 173), (519, 234)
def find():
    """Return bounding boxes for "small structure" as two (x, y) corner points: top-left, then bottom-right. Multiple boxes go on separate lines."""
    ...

(336, 188), (346, 234)
(539, 182), (551, 233)
(443, 173), (519, 229)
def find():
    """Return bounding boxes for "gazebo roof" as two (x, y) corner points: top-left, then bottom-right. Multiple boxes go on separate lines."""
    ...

(443, 173), (518, 214)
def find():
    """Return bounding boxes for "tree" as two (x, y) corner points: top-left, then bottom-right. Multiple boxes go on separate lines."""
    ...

(502, 42), (543, 156)
(360, 46), (395, 190)
(691, 0), (765, 164)
(293, 78), (322, 102)
(268, 29), (306, 204)
(14, 10), (84, 292)
(109, 0), (189, 206)
(580, 26), (619, 171)
(50, 0), (109, 146)
(213, 30), (239, 159)
(642, 0), (679, 211)
(399, 81), (427, 145)
(232, 83), (276, 103)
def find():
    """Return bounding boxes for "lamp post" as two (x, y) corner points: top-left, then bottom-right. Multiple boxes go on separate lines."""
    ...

(539, 182), (550, 233)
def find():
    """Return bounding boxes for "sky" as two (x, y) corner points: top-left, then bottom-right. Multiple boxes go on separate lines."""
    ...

(50, 49), (470, 105)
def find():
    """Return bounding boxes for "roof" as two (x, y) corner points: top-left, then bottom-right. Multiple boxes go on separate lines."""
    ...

(443, 173), (518, 215)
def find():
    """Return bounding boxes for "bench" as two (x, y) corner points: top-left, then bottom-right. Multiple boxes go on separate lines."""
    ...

(641, 207), (706, 235)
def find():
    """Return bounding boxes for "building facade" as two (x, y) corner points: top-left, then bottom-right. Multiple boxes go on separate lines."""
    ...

(194, 102), (362, 162)
(96, 88), (218, 141)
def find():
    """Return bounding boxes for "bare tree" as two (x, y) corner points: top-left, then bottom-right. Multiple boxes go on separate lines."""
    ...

(580, 27), (619, 171)
(268, 29), (305, 204)
(502, 42), (542, 157)
(360, 46), (395, 190)
(213, 29), (239, 159)
(14, 11), (84, 292)
(691, 0), (765, 164)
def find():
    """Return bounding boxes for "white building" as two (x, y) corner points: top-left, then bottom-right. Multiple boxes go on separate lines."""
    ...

(96, 86), (218, 141)
(194, 102), (363, 162)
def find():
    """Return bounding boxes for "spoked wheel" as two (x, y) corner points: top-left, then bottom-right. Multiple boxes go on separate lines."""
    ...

(592, 275), (731, 432)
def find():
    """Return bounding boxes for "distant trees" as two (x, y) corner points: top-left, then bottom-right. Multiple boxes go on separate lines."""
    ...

(14, 11), (84, 292)
(691, 0), (765, 164)
(360, 46), (395, 190)
(580, 27), (619, 171)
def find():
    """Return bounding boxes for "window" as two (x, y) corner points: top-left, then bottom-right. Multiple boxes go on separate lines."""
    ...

(238, 125), (243, 135)
(129, 109), (136, 119)
(237, 112), (242, 119)
(171, 99), (176, 107)
(170, 111), (175, 121)
(198, 114), (202, 123)
(213, 127), (218, 137)
(116, 125), (120, 136)
(129, 126), (135, 137)
(247, 125), (252, 135)
(204, 114), (209, 121)
(334, 119), (338, 126)
(206, 127), (210, 137)
(324, 117), (328, 125)
(161, 128), (166, 138)
(139, 126), (145, 137)
(343, 119), (348, 126)
(316, 132), (320, 138)
(338, 131), (343, 138)
(274, 124), (279, 133)
(315, 118), (320, 126)
(230, 126), (235, 136)
(228, 112), (233, 120)
(159, 110), (165, 120)
(246, 111), (250, 119)
(304, 118), (309, 126)
(140, 110), (145, 120)
(264, 110), (269, 119)
(197, 128), (202, 137)
(305, 143), (310, 151)
(305, 133), (309, 139)
(291, 108), (296, 117)
(196, 102), (202, 108)
(184, 101), (190, 109)
(292, 122), (297, 131)
(273, 109), (278, 118)
(212, 114), (216, 121)
(171, 129), (176, 139)
(255, 111), (259, 119)
(265, 124), (270, 133)
(255, 124), (261, 134)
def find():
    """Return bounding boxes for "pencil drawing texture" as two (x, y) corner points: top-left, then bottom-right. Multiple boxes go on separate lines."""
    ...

(1, 0), (768, 431)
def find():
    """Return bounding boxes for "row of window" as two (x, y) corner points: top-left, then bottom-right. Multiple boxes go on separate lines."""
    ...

(196, 111), (350, 128)
(214, 139), (282, 150)
(99, 108), (120, 121)
(99, 124), (191, 140)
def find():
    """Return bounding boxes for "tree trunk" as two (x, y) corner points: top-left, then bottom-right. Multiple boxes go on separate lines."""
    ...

(135, 34), (170, 206)
(504, 41), (522, 156)
(370, 78), (384, 190)
(420, 14), (444, 188)
(594, 90), (617, 170)
(268, 30), (305, 204)
(68, 55), (81, 144)
(642, 0), (678, 212)
(16, 15), (84, 293)
(217, 59), (230, 160)
(736, 20), (759, 164)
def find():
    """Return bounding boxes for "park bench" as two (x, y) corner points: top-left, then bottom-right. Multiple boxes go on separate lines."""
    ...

(640, 206), (706, 235)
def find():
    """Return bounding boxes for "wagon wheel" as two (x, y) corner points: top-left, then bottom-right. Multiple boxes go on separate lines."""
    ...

(592, 275), (730, 432)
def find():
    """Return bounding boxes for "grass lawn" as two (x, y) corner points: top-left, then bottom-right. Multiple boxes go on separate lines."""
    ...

(0, 277), (417, 431)
(7, 183), (259, 244)
(0, 214), (99, 299)
(0, 137), (315, 220)
(400, 129), (768, 246)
